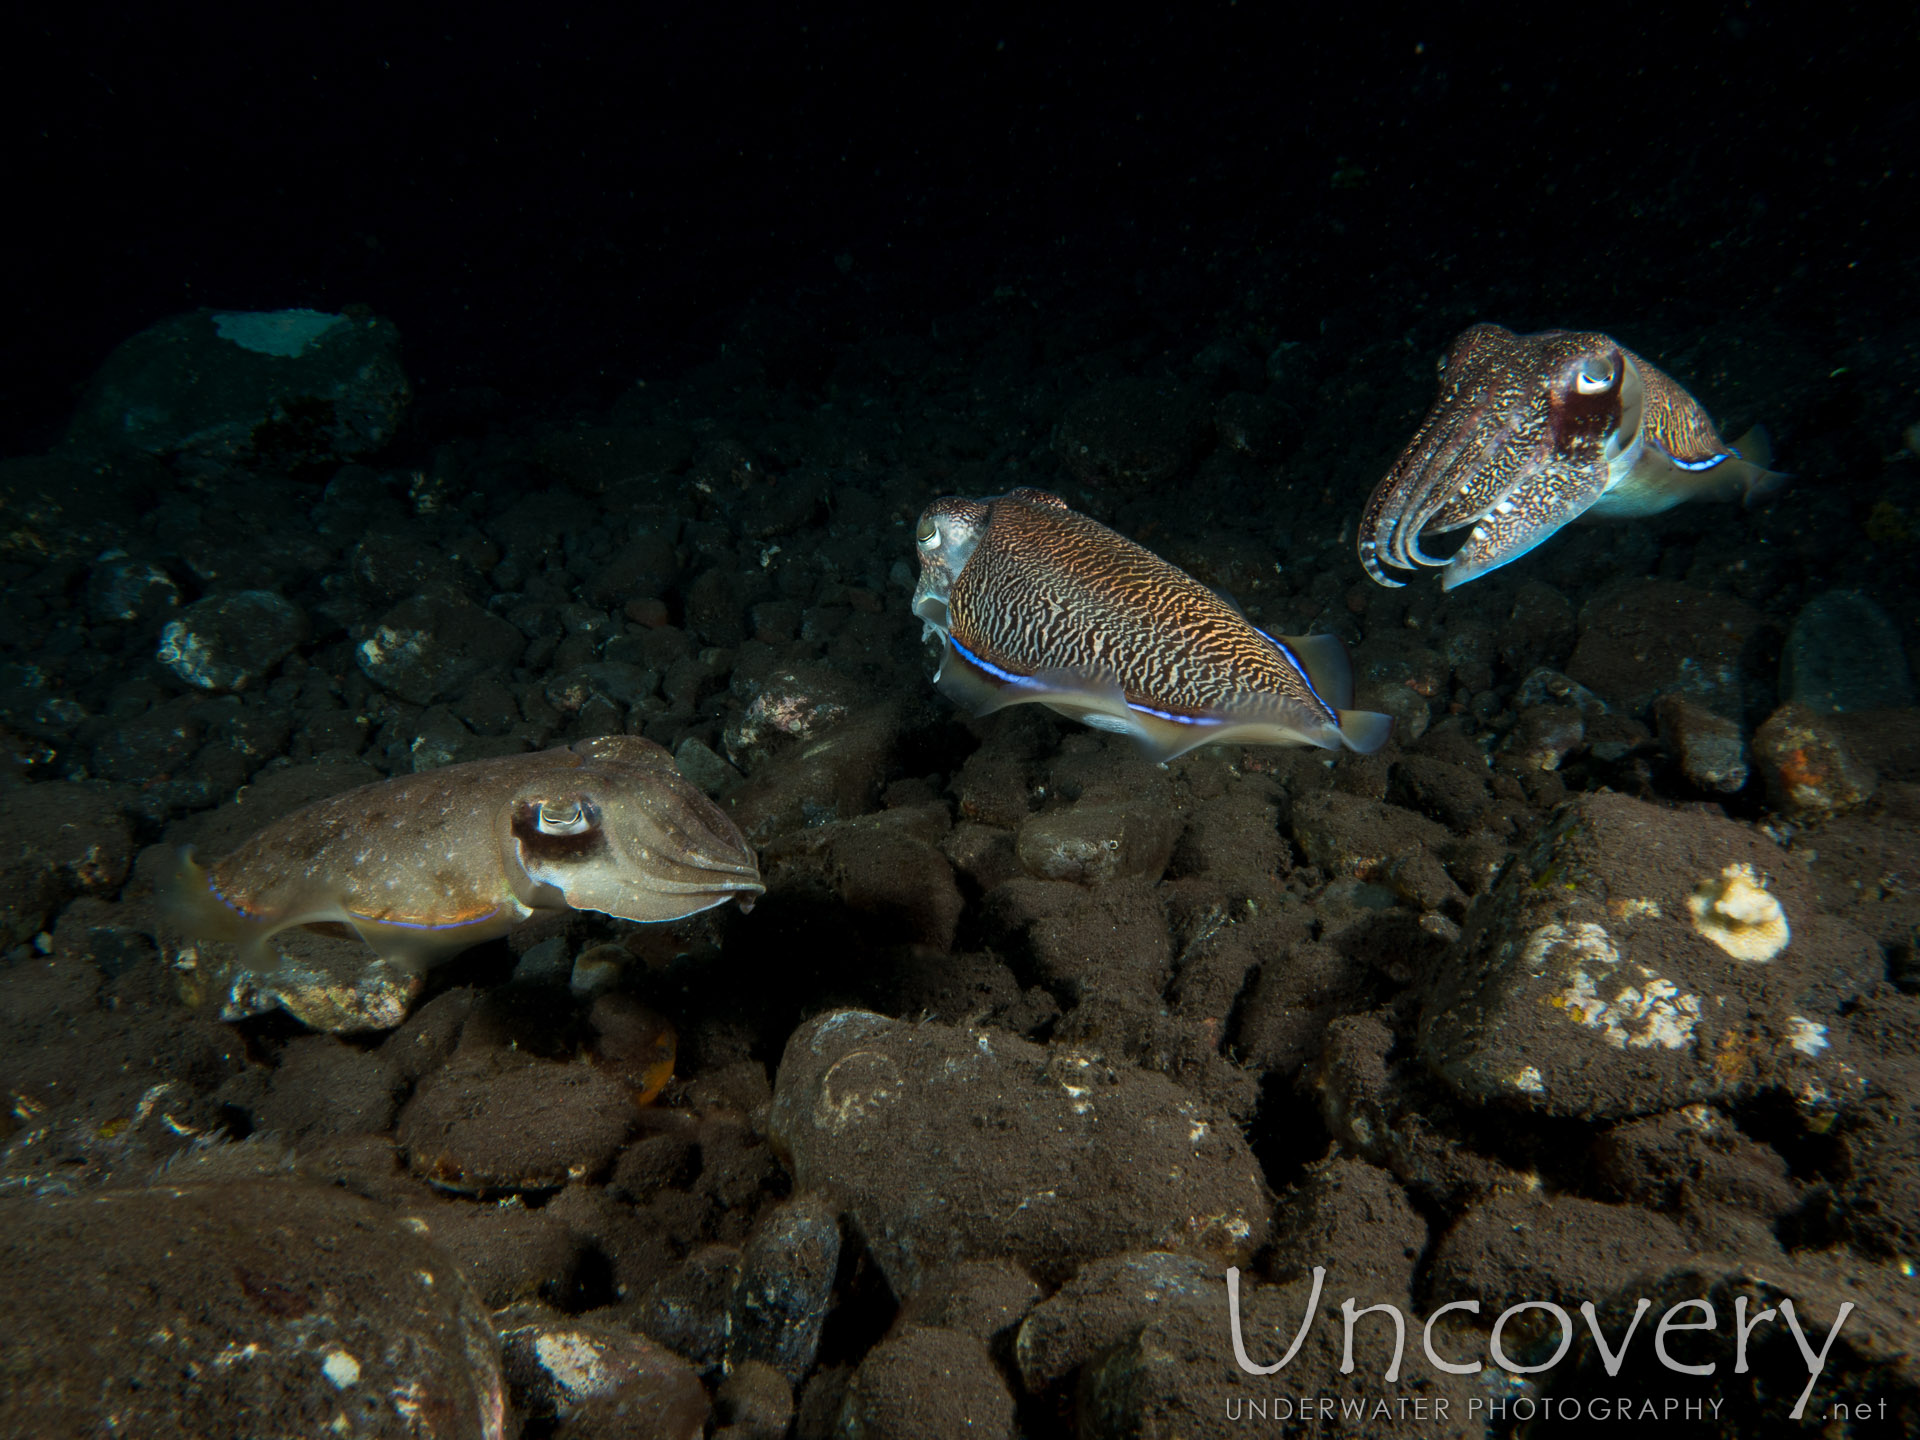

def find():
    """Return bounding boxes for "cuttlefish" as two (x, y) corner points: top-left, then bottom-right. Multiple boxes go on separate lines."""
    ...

(912, 487), (1391, 760)
(164, 735), (763, 971)
(1359, 323), (1785, 589)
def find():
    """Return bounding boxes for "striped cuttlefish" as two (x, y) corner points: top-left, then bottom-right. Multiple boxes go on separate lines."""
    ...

(911, 486), (1391, 762)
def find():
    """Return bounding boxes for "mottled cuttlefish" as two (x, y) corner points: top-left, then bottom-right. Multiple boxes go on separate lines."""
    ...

(165, 735), (763, 971)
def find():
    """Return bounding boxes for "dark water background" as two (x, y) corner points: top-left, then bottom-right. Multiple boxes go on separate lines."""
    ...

(6, 3), (1915, 452)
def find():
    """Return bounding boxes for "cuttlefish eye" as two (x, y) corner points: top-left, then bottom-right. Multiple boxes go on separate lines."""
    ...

(916, 514), (941, 548)
(536, 800), (593, 836)
(1573, 359), (1615, 395)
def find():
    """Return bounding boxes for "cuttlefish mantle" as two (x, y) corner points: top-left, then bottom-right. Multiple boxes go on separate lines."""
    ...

(1360, 323), (1786, 589)
(164, 735), (763, 973)
(910, 486), (1390, 761)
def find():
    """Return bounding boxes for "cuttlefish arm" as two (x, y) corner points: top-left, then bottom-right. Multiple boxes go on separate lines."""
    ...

(1360, 323), (1784, 590)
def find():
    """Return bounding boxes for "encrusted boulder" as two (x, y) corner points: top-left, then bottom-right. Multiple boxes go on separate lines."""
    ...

(1419, 793), (1883, 1120)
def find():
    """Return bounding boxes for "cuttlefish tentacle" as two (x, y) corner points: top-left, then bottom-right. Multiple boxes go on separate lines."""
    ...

(1360, 323), (1784, 589)
(912, 487), (1391, 761)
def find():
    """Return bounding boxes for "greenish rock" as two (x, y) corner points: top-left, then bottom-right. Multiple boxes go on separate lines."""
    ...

(66, 307), (410, 471)
(1782, 589), (1916, 714)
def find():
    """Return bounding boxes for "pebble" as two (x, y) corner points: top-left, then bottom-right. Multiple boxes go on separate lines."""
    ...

(156, 590), (308, 691)
(1655, 692), (1749, 793)
(673, 735), (743, 796)
(714, 1359), (794, 1440)
(356, 593), (526, 705)
(496, 1306), (708, 1439)
(396, 1050), (638, 1191)
(87, 549), (180, 624)
(726, 1193), (842, 1382)
(1751, 703), (1879, 818)
(0, 782), (132, 945)
(1014, 797), (1178, 885)
(836, 1326), (1015, 1440)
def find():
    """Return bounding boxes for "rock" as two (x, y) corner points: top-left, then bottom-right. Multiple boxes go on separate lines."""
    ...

(726, 1193), (842, 1383)
(87, 549), (179, 625)
(0, 1178), (502, 1438)
(835, 1326), (1015, 1440)
(726, 708), (897, 842)
(0, 453), (159, 561)
(634, 1244), (742, 1371)
(824, 809), (965, 950)
(1266, 1157), (1425, 1296)
(1054, 379), (1210, 488)
(497, 1307), (708, 1439)
(1782, 589), (1916, 713)
(1752, 702), (1879, 819)
(1013, 1252), (1478, 1434)
(396, 1050), (638, 1191)
(714, 1360), (794, 1440)
(1513, 665), (1609, 719)
(418, 1205), (587, 1309)
(1566, 579), (1770, 719)
(1591, 1106), (1796, 1220)
(1015, 797), (1178, 885)
(357, 594), (527, 705)
(896, 1260), (1044, 1350)
(207, 928), (426, 1034)
(252, 1034), (403, 1140)
(543, 661), (659, 714)
(722, 666), (859, 769)
(1419, 792), (1880, 1119)
(1655, 693), (1749, 793)
(767, 1010), (1269, 1294)
(981, 874), (1171, 998)
(1425, 1191), (1697, 1311)
(67, 307), (409, 471)
(0, 782), (132, 945)
(156, 590), (309, 692)
(1497, 703), (1586, 772)
(673, 736), (742, 796)
(1291, 791), (1451, 880)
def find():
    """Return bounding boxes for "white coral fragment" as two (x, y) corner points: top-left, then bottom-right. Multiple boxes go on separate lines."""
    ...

(1687, 862), (1790, 962)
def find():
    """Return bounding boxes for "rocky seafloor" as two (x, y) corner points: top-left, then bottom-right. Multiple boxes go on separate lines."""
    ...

(0, 289), (1916, 1439)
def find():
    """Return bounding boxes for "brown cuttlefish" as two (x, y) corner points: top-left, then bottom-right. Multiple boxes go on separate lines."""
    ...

(1359, 323), (1785, 589)
(164, 735), (763, 972)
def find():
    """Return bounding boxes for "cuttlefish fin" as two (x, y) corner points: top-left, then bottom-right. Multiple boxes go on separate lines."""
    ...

(1590, 425), (1789, 520)
(335, 913), (510, 973)
(162, 846), (280, 969)
(162, 845), (497, 976)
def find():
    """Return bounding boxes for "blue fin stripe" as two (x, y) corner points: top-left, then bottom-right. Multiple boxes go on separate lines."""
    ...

(1250, 626), (1336, 717)
(947, 635), (1043, 689)
(1650, 436), (1733, 472)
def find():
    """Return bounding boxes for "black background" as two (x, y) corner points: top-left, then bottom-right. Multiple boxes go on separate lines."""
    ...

(4, 3), (1914, 452)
